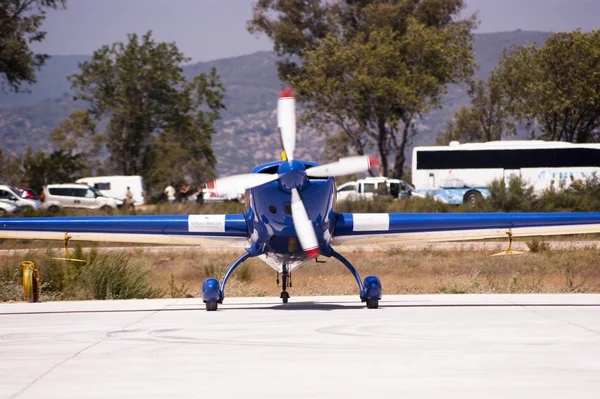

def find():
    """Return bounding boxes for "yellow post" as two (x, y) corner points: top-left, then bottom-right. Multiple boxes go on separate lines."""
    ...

(21, 261), (40, 302)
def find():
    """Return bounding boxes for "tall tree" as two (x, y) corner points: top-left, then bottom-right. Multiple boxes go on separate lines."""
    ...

(0, 0), (66, 93)
(49, 109), (106, 175)
(497, 29), (600, 143)
(437, 72), (515, 144)
(249, 0), (477, 177)
(146, 68), (225, 190)
(50, 110), (104, 155)
(69, 32), (225, 187)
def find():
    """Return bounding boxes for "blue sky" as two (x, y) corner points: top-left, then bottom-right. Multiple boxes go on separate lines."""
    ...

(32, 0), (600, 62)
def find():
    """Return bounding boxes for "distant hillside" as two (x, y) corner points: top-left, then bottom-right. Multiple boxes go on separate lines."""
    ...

(0, 31), (550, 176)
(0, 55), (90, 108)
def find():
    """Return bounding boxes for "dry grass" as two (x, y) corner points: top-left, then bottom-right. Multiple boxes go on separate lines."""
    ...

(2, 245), (600, 302)
(146, 247), (600, 297)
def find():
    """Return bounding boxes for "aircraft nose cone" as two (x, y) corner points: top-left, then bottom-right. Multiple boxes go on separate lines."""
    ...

(277, 160), (308, 192)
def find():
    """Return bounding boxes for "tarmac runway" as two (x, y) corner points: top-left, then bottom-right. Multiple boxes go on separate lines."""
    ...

(1, 294), (600, 398)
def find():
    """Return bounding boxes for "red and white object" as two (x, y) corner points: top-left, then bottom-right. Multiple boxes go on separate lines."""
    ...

(278, 88), (296, 160)
(307, 155), (378, 177)
(291, 188), (320, 258)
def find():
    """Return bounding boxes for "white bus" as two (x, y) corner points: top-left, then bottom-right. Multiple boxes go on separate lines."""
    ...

(411, 140), (600, 204)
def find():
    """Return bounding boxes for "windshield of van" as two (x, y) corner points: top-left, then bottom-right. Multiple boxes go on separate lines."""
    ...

(90, 187), (104, 197)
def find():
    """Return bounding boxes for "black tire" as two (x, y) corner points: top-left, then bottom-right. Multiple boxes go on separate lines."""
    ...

(463, 191), (483, 206)
(47, 205), (60, 213)
(100, 205), (112, 212)
(366, 299), (379, 309)
(0, 209), (6, 216)
(281, 291), (289, 304)
(205, 301), (218, 311)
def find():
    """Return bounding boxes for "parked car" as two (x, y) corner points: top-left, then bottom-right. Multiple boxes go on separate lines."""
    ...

(336, 177), (425, 202)
(0, 185), (43, 211)
(42, 184), (124, 212)
(18, 187), (40, 200)
(0, 200), (20, 215)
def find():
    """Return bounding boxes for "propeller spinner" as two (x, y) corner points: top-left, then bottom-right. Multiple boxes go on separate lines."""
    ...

(209, 88), (378, 258)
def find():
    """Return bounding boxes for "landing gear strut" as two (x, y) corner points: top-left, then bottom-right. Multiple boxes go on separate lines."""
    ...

(324, 247), (382, 309)
(202, 248), (256, 311)
(279, 264), (291, 304)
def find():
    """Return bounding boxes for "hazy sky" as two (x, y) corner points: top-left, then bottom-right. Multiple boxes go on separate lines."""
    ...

(32, 0), (600, 63)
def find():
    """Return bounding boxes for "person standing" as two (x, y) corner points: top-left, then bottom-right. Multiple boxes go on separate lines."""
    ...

(164, 182), (176, 204)
(195, 184), (204, 205)
(125, 186), (135, 210)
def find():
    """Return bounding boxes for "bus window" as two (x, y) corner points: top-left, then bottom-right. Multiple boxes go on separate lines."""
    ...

(417, 148), (600, 170)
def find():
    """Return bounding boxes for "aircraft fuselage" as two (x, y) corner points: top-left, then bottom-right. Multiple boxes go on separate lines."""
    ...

(244, 160), (337, 271)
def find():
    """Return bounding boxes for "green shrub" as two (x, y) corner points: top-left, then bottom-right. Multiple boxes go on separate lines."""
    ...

(487, 176), (534, 212)
(168, 272), (190, 298)
(81, 252), (161, 300)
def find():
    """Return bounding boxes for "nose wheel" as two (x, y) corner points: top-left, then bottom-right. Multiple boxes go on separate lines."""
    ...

(278, 264), (291, 304)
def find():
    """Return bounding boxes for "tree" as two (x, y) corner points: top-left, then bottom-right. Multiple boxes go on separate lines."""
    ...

(21, 147), (86, 193)
(69, 32), (225, 188)
(249, 0), (477, 178)
(321, 130), (352, 164)
(146, 68), (224, 190)
(496, 29), (600, 143)
(0, 0), (66, 93)
(437, 72), (515, 144)
(50, 110), (104, 155)
(0, 148), (22, 185)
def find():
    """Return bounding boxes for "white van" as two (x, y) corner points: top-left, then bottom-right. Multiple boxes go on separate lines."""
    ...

(42, 184), (123, 212)
(76, 175), (146, 205)
(336, 177), (424, 202)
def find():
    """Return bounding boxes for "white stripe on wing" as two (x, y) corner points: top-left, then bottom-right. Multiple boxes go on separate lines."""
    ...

(352, 213), (390, 232)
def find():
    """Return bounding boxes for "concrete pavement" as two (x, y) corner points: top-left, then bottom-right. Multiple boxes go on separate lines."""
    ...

(1, 294), (600, 398)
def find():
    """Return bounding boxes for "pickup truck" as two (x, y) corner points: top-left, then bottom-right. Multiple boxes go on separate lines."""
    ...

(336, 177), (425, 202)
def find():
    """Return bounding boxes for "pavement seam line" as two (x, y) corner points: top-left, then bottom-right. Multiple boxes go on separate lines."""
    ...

(8, 299), (179, 399)
(495, 295), (600, 337)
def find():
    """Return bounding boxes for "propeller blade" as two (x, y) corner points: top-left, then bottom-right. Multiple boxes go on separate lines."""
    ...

(291, 189), (320, 259)
(207, 173), (278, 196)
(278, 88), (296, 160)
(306, 155), (379, 177)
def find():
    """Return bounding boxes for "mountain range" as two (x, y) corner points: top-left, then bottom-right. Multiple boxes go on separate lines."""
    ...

(0, 31), (550, 176)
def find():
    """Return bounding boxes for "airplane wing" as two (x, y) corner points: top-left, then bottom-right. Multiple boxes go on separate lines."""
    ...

(331, 213), (600, 245)
(0, 215), (249, 247)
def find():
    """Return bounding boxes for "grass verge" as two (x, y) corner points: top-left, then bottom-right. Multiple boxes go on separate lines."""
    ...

(2, 244), (600, 302)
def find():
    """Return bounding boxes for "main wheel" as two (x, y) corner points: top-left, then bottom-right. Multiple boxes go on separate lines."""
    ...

(366, 299), (379, 309)
(280, 291), (289, 304)
(205, 301), (218, 311)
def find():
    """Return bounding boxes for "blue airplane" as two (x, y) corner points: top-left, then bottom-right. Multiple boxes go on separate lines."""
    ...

(2, 89), (600, 311)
